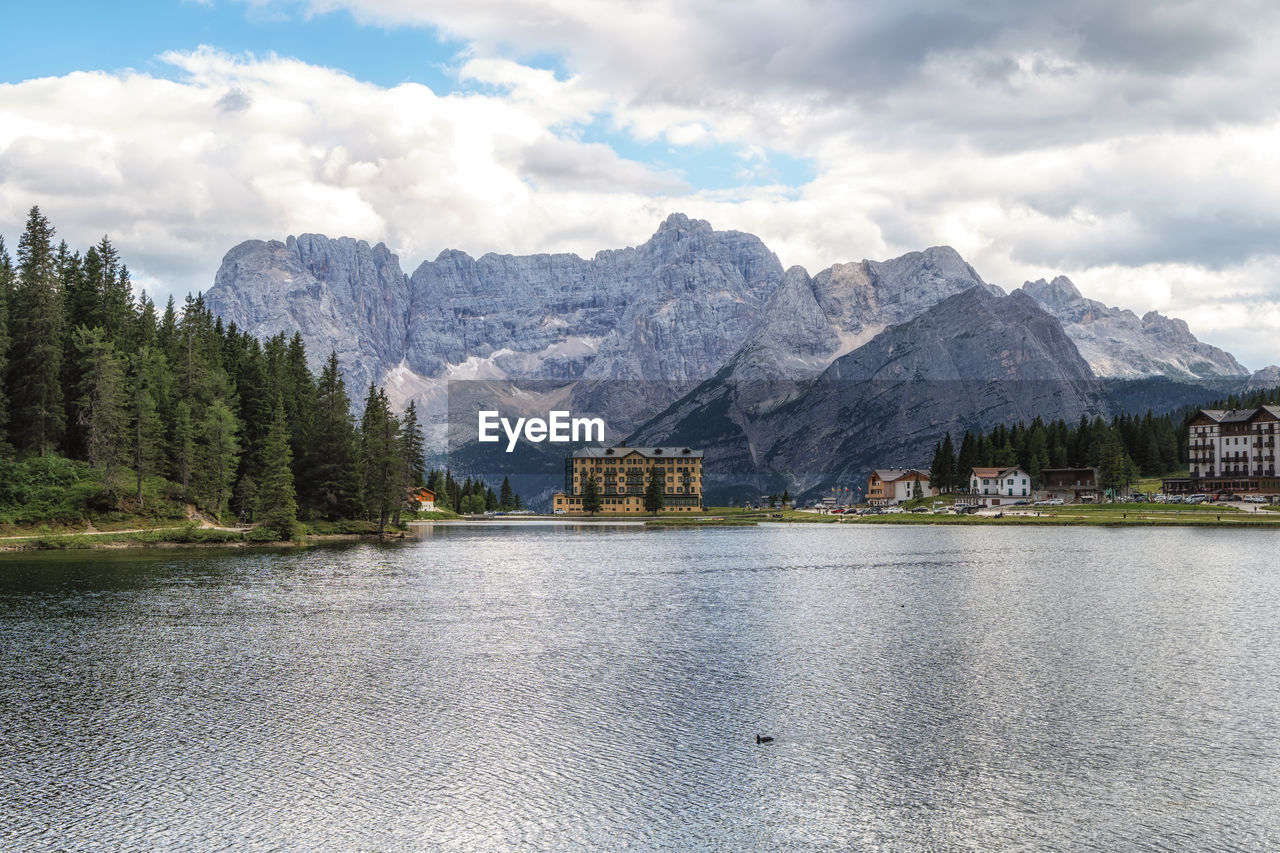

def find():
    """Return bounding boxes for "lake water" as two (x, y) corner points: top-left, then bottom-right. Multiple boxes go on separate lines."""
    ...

(2, 524), (1279, 851)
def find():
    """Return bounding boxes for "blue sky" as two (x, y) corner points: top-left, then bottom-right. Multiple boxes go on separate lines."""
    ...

(0, 0), (813, 195)
(0, 1), (461, 91)
(1, 0), (1278, 369)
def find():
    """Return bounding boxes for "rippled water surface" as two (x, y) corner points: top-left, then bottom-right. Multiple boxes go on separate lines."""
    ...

(3, 524), (1280, 851)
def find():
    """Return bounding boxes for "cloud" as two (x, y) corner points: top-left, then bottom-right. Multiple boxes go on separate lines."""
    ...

(7, 2), (1280, 370)
(0, 48), (688, 296)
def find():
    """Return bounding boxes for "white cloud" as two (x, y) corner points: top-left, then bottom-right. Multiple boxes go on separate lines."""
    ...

(7, 1), (1280, 371)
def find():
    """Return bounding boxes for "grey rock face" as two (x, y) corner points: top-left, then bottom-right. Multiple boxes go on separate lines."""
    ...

(207, 214), (785, 428)
(206, 214), (1245, 479)
(209, 235), (408, 394)
(632, 287), (1107, 498)
(1246, 365), (1280, 392)
(1020, 276), (1247, 378)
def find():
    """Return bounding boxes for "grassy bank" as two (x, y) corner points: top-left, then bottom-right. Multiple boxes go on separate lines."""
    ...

(644, 518), (759, 527)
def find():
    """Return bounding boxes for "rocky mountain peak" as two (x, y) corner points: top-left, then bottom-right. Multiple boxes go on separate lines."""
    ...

(1022, 275), (1083, 310)
(1019, 276), (1247, 379)
(1246, 365), (1280, 391)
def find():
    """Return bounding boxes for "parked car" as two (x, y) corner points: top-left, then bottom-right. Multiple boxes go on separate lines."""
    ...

(910, 506), (930, 513)
(1034, 498), (1064, 506)
(1187, 494), (1209, 504)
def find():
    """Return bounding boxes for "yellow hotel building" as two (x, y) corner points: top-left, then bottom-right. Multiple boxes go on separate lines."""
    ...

(553, 445), (705, 514)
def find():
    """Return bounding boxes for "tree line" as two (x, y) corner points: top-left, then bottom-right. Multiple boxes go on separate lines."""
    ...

(425, 470), (524, 515)
(927, 410), (1190, 494)
(0, 205), (509, 536)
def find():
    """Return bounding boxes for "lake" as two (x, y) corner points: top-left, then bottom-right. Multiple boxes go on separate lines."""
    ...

(2, 524), (1278, 851)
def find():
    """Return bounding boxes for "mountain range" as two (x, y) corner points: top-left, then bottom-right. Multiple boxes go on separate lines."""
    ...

(205, 214), (1273, 500)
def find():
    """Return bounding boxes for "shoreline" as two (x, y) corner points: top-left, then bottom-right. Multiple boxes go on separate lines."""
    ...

(3, 507), (1277, 552)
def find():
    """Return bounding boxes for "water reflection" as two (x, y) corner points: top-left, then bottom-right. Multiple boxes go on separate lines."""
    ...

(1, 526), (1279, 850)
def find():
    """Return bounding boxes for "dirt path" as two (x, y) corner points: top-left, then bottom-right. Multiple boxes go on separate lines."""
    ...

(0, 523), (250, 542)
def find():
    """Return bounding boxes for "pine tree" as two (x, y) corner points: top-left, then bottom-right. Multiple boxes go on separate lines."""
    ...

(399, 400), (426, 488)
(196, 399), (240, 518)
(171, 399), (196, 492)
(582, 473), (602, 515)
(0, 236), (12, 454)
(233, 474), (258, 524)
(499, 476), (514, 510)
(644, 470), (665, 514)
(73, 326), (128, 493)
(128, 345), (166, 503)
(358, 384), (400, 535)
(306, 352), (358, 519)
(257, 400), (298, 539)
(10, 207), (65, 455)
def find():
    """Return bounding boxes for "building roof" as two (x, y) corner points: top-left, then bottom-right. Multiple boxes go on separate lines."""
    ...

(571, 445), (704, 459)
(1041, 467), (1098, 486)
(1198, 405), (1280, 424)
(872, 468), (929, 482)
(971, 466), (1027, 479)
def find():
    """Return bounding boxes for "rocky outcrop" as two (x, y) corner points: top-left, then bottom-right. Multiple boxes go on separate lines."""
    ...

(1020, 276), (1247, 379)
(207, 214), (785, 428)
(1245, 365), (1280, 392)
(209, 235), (409, 394)
(631, 287), (1107, 498)
(205, 215), (1246, 489)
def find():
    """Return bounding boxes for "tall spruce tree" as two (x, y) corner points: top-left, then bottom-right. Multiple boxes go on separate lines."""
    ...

(73, 326), (128, 492)
(129, 345), (167, 503)
(0, 236), (12, 452)
(359, 384), (401, 536)
(582, 473), (602, 515)
(196, 399), (240, 518)
(10, 207), (65, 455)
(306, 352), (357, 519)
(257, 400), (298, 539)
(643, 470), (665, 515)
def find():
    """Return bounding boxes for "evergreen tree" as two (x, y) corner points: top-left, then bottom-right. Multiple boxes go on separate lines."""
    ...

(499, 476), (514, 510)
(257, 400), (298, 539)
(0, 237), (12, 453)
(73, 326), (128, 493)
(912, 476), (923, 501)
(644, 470), (665, 515)
(233, 474), (258, 524)
(10, 207), (65, 455)
(171, 400), (196, 492)
(399, 400), (426, 487)
(582, 473), (602, 515)
(358, 384), (400, 535)
(306, 352), (358, 519)
(128, 345), (166, 503)
(196, 399), (240, 518)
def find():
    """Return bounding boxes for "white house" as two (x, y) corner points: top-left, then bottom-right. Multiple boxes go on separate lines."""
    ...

(968, 466), (1032, 505)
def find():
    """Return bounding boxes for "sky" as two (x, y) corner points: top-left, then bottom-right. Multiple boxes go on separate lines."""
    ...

(1, 0), (1279, 369)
